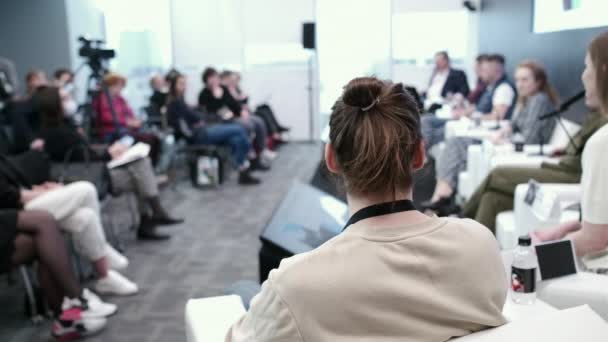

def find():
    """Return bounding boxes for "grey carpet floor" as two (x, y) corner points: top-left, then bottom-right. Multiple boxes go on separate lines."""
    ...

(0, 142), (323, 342)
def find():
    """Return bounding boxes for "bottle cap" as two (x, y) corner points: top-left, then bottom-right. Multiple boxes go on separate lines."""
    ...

(518, 235), (532, 246)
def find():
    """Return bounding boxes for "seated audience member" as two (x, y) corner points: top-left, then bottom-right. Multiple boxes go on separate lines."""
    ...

(0, 209), (114, 339)
(468, 54), (489, 104)
(424, 60), (559, 215)
(0, 151), (139, 296)
(425, 51), (470, 104)
(198, 67), (275, 165)
(220, 70), (248, 106)
(24, 69), (48, 99)
(226, 77), (507, 341)
(7, 70), (49, 153)
(149, 73), (168, 112)
(52, 68), (80, 122)
(421, 54), (517, 149)
(0, 56), (18, 100)
(532, 32), (608, 257)
(166, 74), (261, 185)
(33, 86), (181, 240)
(463, 110), (607, 232)
(93, 73), (161, 165)
(221, 70), (290, 144)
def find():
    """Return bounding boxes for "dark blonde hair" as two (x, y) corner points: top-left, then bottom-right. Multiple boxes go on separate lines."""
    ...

(329, 77), (421, 197)
(588, 31), (608, 114)
(515, 60), (560, 110)
(103, 72), (127, 87)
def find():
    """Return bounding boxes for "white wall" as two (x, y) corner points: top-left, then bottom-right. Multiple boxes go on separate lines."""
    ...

(317, 0), (392, 114)
(64, 0), (105, 103)
(171, 0), (318, 140)
(171, 0), (244, 105)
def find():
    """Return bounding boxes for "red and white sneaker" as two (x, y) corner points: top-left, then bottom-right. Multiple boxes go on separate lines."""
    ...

(52, 299), (106, 341)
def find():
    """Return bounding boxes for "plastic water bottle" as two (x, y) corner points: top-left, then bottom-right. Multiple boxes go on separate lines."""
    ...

(511, 235), (538, 305)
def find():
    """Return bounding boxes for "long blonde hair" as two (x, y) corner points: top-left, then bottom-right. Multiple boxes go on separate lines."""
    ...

(515, 60), (560, 113)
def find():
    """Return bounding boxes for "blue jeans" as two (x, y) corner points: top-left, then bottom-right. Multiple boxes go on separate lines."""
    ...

(192, 123), (250, 167)
(420, 114), (448, 149)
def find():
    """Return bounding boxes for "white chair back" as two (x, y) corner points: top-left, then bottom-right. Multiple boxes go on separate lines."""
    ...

(547, 119), (581, 147)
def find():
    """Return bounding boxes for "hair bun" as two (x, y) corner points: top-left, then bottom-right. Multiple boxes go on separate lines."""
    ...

(342, 77), (385, 110)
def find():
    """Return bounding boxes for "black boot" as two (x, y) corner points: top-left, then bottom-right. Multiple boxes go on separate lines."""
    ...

(238, 169), (261, 185)
(250, 158), (270, 171)
(137, 217), (171, 241)
(147, 197), (184, 226)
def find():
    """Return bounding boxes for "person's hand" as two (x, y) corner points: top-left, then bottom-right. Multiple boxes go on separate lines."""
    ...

(108, 142), (129, 160)
(77, 127), (86, 137)
(212, 86), (223, 98)
(490, 131), (505, 145)
(126, 118), (142, 129)
(41, 182), (64, 190)
(20, 188), (47, 204)
(30, 139), (45, 151)
(240, 109), (250, 119)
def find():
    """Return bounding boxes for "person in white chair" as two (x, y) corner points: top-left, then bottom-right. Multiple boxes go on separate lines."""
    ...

(423, 60), (559, 216)
(533, 32), (608, 257)
(225, 77), (507, 341)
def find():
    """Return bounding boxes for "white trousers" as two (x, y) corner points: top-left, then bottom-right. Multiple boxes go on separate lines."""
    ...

(25, 181), (107, 261)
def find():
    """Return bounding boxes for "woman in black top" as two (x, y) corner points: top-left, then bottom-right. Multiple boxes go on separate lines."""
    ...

(32, 86), (182, 239)
(198, 67), (275, 166)
(167, 74), (261, 185)
(221, 70), (290, 138)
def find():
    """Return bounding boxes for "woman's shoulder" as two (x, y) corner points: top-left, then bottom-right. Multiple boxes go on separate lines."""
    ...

(529, 91), (552, 105)
(441, 217), (499, 247)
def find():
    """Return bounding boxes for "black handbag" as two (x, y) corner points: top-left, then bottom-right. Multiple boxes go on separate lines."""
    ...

(50, 144), (112, 199)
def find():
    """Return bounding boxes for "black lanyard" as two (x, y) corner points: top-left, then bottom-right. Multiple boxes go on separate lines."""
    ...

(342, 199), (417, 232)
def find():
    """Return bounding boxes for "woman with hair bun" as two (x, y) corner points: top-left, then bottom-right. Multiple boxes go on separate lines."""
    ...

(226, 77), (507, 341)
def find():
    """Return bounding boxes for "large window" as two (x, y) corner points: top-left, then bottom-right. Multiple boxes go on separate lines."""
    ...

(317, 0), (392, 114)
(392, 10), (469, 66)
(94, 0), (173, 112)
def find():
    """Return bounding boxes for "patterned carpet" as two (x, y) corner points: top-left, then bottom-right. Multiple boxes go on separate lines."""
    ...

(0, 142), (323, 342)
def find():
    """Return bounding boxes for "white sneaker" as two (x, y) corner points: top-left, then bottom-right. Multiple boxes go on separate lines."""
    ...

(262, 149), (277, 161)
(81, 289), (117, 318)
(94, 270), (138, 296)
(105, 245), (128, 270)
(54, 298), (107, 340)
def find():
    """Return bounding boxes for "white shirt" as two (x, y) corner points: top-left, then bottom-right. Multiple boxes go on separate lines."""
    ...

(427, 69), (449, 102)
(581, 122), (608, 224)
(492, 82), (515, 107)
(226, 217), (507, 342)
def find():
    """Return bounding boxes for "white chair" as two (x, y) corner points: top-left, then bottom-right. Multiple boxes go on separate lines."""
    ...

(496, 183), (581, 249)
(185, 295), (245, 342)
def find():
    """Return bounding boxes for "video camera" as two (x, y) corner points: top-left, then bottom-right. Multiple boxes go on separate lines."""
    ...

(78, 36), (116, 76)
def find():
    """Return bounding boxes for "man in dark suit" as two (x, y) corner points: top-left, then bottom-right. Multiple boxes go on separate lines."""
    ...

(426, 51), (469, 102)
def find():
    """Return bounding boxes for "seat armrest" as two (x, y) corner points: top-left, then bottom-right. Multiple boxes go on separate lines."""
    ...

(538, 273), (608, 321)
(185, 295), (246, 342)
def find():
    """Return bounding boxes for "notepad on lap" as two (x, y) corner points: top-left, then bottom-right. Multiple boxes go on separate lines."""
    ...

(107, 142), (150, 169)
